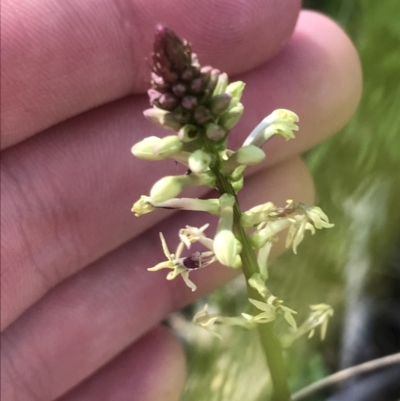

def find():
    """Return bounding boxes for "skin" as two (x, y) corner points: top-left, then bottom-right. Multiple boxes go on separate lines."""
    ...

(1, 0), (362, 400)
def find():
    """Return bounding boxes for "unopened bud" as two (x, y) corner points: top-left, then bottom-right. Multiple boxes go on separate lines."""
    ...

(201, 66), (213, 74)
(191, 53), (200, 67)
(219, 103), (244, 130)
(226, 81), (245, 107)
(235, 145), (265, 165)
(204, 68), (220, 100)
(172, 82), (187, 97)
(132, 196), (155, 216)
(162, 113), (183, 131)
(178, 124), (199, 142)
(143, 108), (167, 126)
(230, 165), (246, 181)
(181, 66), (197, 81)
(230, 177), (244, 193)
(153, 25), (191, 77)
(213, 230), (239, 267)
(172, 110), (191, 125)
(151, 73), (168, 90)
(150, 173), (216, 203)
(215, 194), (235, 233)
(157, 93), (179, 111)
(153, 135), (183, 157)
(221, 146), (264, 174)
(147, 89), (162, 104)
(206, 123), (226, 141)
(150, 176), (184, 202)
(170, 151), (191, 165)
(143, 109), (182, 131)
(232, 255), (242, 269)
(190, 77), (206, 93)
(131, 136), (164, 160)
(209, 93), (232, 115)
(181, 95), (198, 110)
(193, 106), (212, 125)
(188, 150), (212, 173)
(212, 72), (228, 96)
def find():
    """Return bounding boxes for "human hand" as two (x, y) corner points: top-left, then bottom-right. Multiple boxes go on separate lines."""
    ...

(1, 1), (361, 400)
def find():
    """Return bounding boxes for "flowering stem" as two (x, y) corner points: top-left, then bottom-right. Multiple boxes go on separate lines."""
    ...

(134, 26), (335, 401)
(212, 168), (291, 401)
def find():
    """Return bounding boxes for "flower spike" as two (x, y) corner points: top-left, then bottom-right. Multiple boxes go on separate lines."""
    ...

(131, 28), (335, 388)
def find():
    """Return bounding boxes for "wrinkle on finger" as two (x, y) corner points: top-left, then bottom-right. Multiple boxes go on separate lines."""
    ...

(1, 0), (300, 148)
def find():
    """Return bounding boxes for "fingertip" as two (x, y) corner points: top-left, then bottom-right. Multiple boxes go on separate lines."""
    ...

(295, 10), (363, 127)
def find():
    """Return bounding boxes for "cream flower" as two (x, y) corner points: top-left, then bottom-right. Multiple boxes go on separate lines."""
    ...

(241, 201), (277, 228)
(250, 219), (292, 248)
(300, 204), (335, 229)
(242, 299), (277, 324)
(307, 304), (334, 340)
(192, 304), (224, 339)
(148, 233), (215, 291)
(131, 196), (155, 216)
(179, 224), (214, 250)
(285, 204), (334, 254)
(285, 214), (316, 254)
(257, 240), (273, 280)
(134, 198), (220, 215)
(243, 109), (299, 148)
(250, 201), (334, 253)
(243, 298), (297, 329)
(281, 304), (334, 348)
(193, 304), (256, 339)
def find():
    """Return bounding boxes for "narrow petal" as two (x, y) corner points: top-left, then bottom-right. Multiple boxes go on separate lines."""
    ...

(180, 271), (197, 292)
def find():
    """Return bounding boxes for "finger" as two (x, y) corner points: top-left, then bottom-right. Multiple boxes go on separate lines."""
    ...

(0, 10), (362, 331)
(1, 157), (314, 401)
(231, 10), (363, 158)
(58, 326), (186, 401)
(1, 0), (301, 148)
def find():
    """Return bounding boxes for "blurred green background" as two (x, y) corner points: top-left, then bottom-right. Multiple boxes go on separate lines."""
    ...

(175, 1), (400, 400)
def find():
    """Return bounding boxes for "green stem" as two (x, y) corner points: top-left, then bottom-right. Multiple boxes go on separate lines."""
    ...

(213, 169), (290, 401)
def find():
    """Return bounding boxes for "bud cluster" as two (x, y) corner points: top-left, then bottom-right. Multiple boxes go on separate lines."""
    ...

(143, 25), (245, 146)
